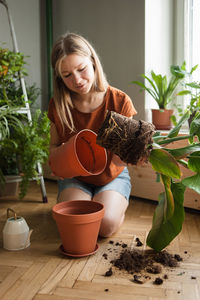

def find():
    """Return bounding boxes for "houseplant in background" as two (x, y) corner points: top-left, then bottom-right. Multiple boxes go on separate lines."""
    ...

(176, 80), (200, 127)
(131, 62), (197, 130)
(0, 47), (50, 199)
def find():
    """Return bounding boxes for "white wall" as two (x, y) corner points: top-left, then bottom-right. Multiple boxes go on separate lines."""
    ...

(0, 0), (43, 108)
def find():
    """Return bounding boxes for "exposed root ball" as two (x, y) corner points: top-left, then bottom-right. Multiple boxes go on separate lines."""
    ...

(97, 111), (155, 164)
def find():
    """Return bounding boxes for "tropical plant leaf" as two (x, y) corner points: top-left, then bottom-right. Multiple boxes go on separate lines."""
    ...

(189, 116), (200, 142)
(187, 152), (200, 172)
(186, 82), (200, 89)
(149, 149), (181, 179)
(177, 90), (191, 96)
(190, 64), (199, 75)
(167, 110), (190, 138)
(161, 174), (174, 220)
(130, 79), (158, 100)
(166, 144), (200, 159)
(182, 173), (200, 194)
(146, 182), (185, 252)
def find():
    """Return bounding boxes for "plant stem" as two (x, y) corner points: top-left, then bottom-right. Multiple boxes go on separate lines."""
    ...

(154, 134), (192, 145)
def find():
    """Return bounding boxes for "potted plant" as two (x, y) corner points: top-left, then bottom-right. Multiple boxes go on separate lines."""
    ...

(131, 62), (196, 130)
(97, 109), (200, 252)
(0, 47), (50, 199)
(176, 80), (200, 127)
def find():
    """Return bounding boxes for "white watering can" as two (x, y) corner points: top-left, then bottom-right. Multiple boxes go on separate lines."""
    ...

(3, 208), (33, 251)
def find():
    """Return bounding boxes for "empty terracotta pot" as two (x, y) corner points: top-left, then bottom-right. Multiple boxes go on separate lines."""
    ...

(52, 200), (105, 256)
(49, 129), (107, 178)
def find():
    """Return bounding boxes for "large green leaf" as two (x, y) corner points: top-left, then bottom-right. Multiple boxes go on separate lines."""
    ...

(161, 174), (174, 220)
(182, 173), (200, 194)
(189, 116), (200, 142)
(146, 182), (185, 251)
(167, 110), (190, 138)
(187, 152), (200, 172)
(149, 149), (181, 179)
(166, 143), (200, 159)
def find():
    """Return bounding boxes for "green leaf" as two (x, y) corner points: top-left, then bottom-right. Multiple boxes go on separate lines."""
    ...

(146, 182), (185, 251)
(189, 116), (200, 142)
(166, 143), (200, 159)
(187, 152), (200, 172)
(167, 110), (190, 138)
(131, 79), (157, 101)
(186, 82), (200, 89)
(171, 63), (186, 78)
(161, 174), (174, 220)
(149, 149), (181, 179)
(190, 64), (199, 75)
(182, 173), (200, 194)
(177, 90), (192, 96)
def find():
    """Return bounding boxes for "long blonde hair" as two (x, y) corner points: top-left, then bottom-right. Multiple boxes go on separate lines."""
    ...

(51, 32), (108, 132)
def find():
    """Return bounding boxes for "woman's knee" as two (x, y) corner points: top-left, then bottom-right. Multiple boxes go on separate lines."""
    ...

(57, 187), (91, 203)
(99, 213), (125, 237)
(93, 190), (128, 237)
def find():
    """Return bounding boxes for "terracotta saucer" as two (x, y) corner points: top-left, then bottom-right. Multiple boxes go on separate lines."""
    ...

(59, 244), (99, 258)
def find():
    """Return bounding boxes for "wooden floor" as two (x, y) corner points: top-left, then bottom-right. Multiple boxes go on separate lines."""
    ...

(0, 180), (200, 300)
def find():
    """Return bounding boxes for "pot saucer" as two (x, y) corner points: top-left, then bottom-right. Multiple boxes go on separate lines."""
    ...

(59, 244), (99, 258)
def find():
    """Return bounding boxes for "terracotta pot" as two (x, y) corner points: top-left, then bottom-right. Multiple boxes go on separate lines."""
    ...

(52, 200), (105, 257)
(152, 109), (173, 130)
(49, 129), (107, 178)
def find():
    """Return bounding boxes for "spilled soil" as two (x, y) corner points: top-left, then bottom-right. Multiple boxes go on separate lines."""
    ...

(103, 239), (183, 285)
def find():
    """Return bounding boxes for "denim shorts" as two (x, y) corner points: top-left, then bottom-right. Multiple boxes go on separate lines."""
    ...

(57, 167), (132, 200)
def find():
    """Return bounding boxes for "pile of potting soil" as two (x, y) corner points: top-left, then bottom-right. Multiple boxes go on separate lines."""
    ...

(103, 239), (183, 285)
(97, 111), (155, 165)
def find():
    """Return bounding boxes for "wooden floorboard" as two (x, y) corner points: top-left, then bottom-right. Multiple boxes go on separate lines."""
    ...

(0, 180), (200, 300)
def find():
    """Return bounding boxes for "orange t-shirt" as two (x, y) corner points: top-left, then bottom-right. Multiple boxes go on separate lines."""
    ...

(48, 85), (137, 185)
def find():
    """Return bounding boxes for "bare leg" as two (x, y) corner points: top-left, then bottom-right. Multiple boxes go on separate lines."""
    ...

(57, 187), (91, 203)
(93, 190), (128, 237)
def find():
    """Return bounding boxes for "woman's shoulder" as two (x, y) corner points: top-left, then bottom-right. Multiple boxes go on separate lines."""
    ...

(107, 86), (132, 103)
(108, 85), (128, 97)
(106, 86), (137, 116)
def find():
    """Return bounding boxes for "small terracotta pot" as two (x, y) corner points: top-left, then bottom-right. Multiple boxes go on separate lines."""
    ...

(52, 200), (105, 256)
(49, 129), (107, 178)
(152, 109), (173, 130)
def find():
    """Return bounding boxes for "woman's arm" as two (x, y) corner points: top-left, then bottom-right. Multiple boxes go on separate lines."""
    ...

(49, 122), (60, 153)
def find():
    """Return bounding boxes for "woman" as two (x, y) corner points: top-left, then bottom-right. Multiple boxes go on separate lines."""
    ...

(48, 32), (137, 237)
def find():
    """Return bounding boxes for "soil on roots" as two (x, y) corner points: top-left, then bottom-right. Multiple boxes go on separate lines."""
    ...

(97, 111), (155, 165)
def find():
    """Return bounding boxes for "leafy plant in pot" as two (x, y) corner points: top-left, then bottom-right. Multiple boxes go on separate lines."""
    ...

(0, 47), (50, 198)
(176, 80), (200, 127)
(131, 62), (196, 130)
(97, 109), (200, 252)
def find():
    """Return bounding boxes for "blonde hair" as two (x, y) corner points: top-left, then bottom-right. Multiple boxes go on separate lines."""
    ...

(51, 32), (108, 132)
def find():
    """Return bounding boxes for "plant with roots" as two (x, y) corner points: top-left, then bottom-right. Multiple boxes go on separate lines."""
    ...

(97, 109), (200, 251)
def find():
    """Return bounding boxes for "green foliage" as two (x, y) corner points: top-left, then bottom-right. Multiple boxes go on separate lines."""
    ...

(146, 110), (200, 251)
(131, 62), (195, 109)
(0, 46), (50, 198)
(177, 80), (200, 117)
(147, 182), (185, 252)
(149, 149), (181, 179)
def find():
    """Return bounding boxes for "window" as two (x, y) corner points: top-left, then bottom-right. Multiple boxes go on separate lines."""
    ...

(185, 0), (200, 80)
(176, 0), (200, 122)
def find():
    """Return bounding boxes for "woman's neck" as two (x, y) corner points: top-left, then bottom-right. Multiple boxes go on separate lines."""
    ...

(72, 90), (106, 113)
